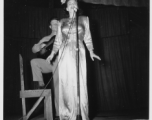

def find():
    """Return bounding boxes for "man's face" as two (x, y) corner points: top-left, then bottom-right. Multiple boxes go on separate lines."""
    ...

(50, 20), (58, 32)
(51, 24), (58, 32)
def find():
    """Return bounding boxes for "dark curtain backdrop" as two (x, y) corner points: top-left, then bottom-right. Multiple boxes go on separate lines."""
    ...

(4, 2), (149, 119)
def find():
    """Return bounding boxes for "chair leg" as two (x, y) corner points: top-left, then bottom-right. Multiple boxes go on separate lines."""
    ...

(22, 98), (27, 120)
(26, 97), (44, 119)
(44, 94), (53, 120)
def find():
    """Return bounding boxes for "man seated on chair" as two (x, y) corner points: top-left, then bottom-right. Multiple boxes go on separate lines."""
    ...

(30, 19), (59, 119)
(31, 19), (58, 88)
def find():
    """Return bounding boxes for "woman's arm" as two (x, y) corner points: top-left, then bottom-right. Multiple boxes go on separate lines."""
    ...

(46, 21), (62, 62)
(83, 16), (101, 61)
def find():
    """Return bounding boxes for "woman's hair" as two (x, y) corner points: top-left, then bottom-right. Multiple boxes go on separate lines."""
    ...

(66, 0), (77, 5)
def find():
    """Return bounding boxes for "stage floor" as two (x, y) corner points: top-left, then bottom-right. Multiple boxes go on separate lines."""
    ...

(4, 109), (149, 120)
(4, 114), (148, 120)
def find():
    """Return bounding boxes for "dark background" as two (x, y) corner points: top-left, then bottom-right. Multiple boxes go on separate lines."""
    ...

(4, 0), (149, 119)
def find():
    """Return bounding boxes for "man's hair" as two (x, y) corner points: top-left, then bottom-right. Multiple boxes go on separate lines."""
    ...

(48, 16), (59, 26)
(51, 19), (58, 26)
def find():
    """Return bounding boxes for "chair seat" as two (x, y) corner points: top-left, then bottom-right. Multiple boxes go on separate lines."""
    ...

(19, 54), (53, 120)
(20, 89), (51, 98)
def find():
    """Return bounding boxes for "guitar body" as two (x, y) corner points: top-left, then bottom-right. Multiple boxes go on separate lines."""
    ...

(39, 45), (50, 55)
(37, 36), (55, 59)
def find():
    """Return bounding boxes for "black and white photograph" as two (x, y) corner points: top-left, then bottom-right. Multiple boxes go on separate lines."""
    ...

(3, 0), (150, 120)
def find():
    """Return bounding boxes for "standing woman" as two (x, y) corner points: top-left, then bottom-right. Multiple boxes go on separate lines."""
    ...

(47, 0), (101, 120)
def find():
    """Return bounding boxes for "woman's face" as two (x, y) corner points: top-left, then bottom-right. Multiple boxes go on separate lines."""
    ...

(66, 0), (78, 14)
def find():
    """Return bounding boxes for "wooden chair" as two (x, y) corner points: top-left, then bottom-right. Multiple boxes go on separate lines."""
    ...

(19, 54), (53, 120)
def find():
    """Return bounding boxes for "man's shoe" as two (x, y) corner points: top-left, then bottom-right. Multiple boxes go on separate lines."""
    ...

(33, 81), (45, 89)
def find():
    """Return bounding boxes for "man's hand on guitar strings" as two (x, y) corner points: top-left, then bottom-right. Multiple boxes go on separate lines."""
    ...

(40, 43), (46, 49)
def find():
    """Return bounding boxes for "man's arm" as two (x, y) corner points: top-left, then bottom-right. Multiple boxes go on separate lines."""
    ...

(32, 35), (53, 53)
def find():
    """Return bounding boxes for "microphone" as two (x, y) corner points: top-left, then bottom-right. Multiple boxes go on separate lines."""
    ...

(72, 6), (78, 12)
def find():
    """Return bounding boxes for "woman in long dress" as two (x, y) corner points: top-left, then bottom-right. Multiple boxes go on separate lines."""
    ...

(47, 0), (101, 119)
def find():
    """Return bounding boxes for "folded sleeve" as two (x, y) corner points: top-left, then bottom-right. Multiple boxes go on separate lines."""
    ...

(52, 21), (63, 53)
(83, 16), (94, 51)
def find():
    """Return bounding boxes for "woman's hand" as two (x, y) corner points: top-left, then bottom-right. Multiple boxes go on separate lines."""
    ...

(57, 21), (61, 27)
(46, 51), (55, 63)
(90, 51), (101, 61)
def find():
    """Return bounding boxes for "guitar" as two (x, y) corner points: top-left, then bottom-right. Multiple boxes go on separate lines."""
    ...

(39, 36), (55, 55)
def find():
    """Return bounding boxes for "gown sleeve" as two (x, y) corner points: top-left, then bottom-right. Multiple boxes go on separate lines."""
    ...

(52, 20), (63, 54)
(83, 16), (94, 51)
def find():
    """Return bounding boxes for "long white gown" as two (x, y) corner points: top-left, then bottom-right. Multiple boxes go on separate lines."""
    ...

(52, 16), (94, 120)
